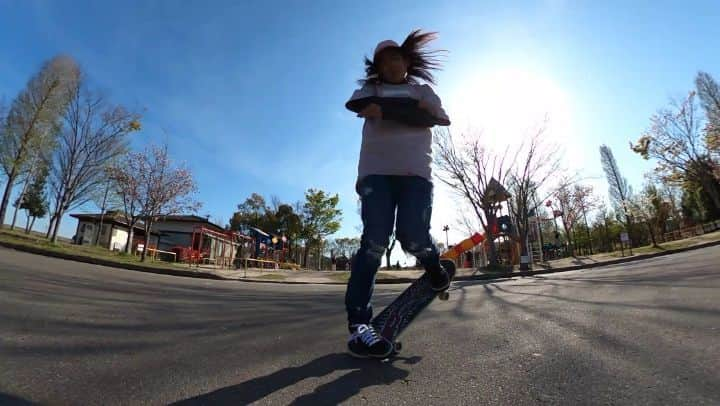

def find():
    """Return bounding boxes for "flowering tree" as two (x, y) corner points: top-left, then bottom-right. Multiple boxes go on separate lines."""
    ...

(549, 179), (596, 254)
(573, 184), (600, 253)
(107, 153), (144, 253)
(107, 144), (199, 258)
(553, 179), (580, 252)
(137, 144), (200, 262)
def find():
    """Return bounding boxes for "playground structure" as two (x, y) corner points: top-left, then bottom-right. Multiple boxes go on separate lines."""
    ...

(168, 226), (249, 268)
(167, 225), (296, 270)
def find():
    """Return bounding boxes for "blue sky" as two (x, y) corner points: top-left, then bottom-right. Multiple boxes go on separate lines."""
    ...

(1, 1), (719, 261)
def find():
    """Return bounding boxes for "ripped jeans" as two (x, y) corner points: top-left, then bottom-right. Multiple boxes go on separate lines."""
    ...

(345, 175), (443, 328)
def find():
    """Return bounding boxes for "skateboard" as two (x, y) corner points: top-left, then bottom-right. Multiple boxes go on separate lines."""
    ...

(345, 96), (450, 127)
(370, 233), (486, 355)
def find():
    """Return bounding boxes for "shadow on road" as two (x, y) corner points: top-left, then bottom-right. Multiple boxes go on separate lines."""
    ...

(171, 353), (421, 405)
(0, 392), (35, 405)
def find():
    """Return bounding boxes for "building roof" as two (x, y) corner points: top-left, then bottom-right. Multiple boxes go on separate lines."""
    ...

(69, 212), (164, 236)
(154, 215), (225, 231)
(72, 212), (228, 235)
(70, 212), (146, 230)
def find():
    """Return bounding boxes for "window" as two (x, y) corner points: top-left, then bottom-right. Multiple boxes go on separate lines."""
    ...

(102, 225), (108, 235)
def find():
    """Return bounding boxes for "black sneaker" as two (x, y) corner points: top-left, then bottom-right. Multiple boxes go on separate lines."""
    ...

(427, 265), (450, 292)
(347, 324), (394, 359)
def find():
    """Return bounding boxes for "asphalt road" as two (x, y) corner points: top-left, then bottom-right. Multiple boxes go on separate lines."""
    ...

(1, 246), (719, 405)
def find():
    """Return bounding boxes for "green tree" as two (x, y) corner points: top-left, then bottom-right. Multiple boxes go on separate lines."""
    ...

(0, 55), (79, 227)
(681, 168), (720, 223)
(301, 189), (342, 269)
(695, 71), (720, 165)
(600, 145), (635, 238)
(19, 164), (49, 234)
(591, 206), (624, 253)
(230, 193), (269, 233)
(629, 183), (671, 247)
(273, 203), (302, 262)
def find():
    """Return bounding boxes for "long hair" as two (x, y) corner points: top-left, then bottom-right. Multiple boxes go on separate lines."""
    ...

(359, 29), (445, 86)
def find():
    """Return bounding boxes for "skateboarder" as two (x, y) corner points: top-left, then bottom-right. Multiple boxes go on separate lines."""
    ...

(344, 30), (451, 358)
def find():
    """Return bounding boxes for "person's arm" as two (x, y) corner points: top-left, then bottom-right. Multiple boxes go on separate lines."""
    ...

(345, 84), (376, 113)
(418, 85), (451, 126)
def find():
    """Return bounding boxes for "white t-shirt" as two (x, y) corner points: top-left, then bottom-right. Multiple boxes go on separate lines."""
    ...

(347, 82), (450, 182)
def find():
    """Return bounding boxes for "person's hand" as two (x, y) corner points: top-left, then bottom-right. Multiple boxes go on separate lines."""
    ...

(417, 99), (432, 112)
(358, 103), (382, 119)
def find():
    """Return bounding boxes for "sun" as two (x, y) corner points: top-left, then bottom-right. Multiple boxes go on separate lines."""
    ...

(446, 67), (574, 153)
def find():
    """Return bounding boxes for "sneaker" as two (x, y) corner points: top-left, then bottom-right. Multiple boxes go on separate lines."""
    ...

(347, 324), (394, 358)
(427, 265), (450, 292)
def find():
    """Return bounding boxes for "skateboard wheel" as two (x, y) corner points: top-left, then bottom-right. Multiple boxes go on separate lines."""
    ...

(438, 291), (449, 301)
(394, 341), (402, 352)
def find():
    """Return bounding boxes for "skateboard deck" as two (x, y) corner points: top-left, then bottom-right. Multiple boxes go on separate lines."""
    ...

(345, 96), (450, 127)
(370, 233), (485, 355)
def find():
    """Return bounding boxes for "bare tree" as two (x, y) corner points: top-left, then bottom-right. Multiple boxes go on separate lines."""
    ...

(455, 202), (482, 239)
(0, 55), (79, 227)
(91, 165), (125, 246)
(46, 80), (140, 242)
(384, 233), (397, 270)
(631, 91), (720, 211)
(506, 127), (562, 269)
(434, 128), (516, 266)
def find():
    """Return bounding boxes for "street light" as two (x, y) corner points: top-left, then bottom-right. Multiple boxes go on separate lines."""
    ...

(442, 225), (450, 248)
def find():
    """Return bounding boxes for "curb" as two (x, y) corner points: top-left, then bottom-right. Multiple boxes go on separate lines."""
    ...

(452, 239), (720, 283)
(2, 238), (719, 285)
(0, 240), (227, 281)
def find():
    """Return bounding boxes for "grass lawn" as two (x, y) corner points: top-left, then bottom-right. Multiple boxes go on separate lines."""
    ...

(0, 228), (179, 271)
(255, 273), (287, 280)
(607, 230), (720, 257)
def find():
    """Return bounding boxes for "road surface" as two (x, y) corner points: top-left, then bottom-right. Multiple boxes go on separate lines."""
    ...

(1, 246), (719, 405)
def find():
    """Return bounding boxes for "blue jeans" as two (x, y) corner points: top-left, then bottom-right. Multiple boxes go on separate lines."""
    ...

(345, 175), (442, 328)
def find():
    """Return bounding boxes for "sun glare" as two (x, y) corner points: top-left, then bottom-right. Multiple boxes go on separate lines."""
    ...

(447, 67), (574, 154)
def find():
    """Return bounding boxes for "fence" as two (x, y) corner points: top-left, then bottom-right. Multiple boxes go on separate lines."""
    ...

(662, 220), (720, 242)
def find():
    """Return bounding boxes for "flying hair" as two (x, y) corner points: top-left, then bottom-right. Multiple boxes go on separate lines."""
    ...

(359, 29), (445, 86)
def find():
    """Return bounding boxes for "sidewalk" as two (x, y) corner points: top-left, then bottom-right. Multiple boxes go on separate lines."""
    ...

(2, 230), (719, 285)
(195, 230), (720, 284)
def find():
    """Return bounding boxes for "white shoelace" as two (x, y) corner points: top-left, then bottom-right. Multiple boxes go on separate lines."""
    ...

(353, 324), (381, 346)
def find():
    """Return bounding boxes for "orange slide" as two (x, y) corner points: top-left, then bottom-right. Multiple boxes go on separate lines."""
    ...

(440, 232), (485, 260)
